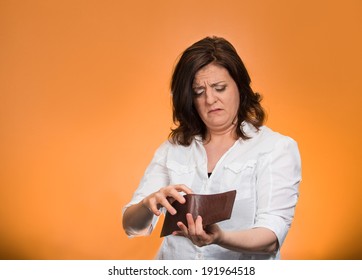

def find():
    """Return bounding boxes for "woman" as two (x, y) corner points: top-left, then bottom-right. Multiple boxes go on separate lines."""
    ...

(122, 36), (301, 260)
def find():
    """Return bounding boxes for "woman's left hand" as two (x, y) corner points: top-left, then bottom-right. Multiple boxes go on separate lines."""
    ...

(173, 213), (223, 247)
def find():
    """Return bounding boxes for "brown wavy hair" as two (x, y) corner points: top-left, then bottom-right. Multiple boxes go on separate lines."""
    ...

(169, 36), (265, 146)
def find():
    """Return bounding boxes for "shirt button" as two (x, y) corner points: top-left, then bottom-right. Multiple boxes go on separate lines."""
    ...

(196, 253), (203, 260)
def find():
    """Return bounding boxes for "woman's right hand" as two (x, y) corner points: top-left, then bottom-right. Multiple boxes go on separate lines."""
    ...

(142, 184), (193, 216)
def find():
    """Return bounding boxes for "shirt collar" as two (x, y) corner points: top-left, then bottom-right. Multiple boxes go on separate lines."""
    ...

(193, 121), (260, 142)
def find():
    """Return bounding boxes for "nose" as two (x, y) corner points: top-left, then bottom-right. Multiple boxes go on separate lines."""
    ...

(205, 88), (217, 104)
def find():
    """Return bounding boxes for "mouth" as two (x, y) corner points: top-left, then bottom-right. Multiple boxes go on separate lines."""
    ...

(208, 108), (222, 114)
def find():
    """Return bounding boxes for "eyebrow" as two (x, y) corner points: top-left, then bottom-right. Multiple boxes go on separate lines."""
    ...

(192, 81), (226, 88)
(210, 81), (226, 87)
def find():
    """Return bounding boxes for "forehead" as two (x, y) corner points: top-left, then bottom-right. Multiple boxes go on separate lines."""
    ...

(193, 63), (231, 85)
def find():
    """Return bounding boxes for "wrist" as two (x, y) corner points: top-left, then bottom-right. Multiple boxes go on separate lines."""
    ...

(212, 227), (225, 246)
(141, 199), (153, 215)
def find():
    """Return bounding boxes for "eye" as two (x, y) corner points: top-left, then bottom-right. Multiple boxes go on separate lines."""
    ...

(193, 88), (205, 97)
(215, 85), (226, 92)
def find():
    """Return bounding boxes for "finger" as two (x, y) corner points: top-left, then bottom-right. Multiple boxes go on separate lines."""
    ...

(161, 185), (193, 205)
(144, 198), (161, 216)
(177, 221), (189, 235)
(186, 213), (196, 236)
(168, 188), (192, 205)
(172, 230), (185, 237)
(167, 188), (186, 204)
(195, 215), (205, 236)
(166, 196), (176, 205)
(174, 184), (193, 195)
(157, 196), (177, 215)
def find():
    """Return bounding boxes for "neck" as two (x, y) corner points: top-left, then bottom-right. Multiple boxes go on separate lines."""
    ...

(205, 124), (238, 144)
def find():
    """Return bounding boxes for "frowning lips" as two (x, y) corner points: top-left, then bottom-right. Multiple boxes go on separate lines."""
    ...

(208, 108), (223, 114)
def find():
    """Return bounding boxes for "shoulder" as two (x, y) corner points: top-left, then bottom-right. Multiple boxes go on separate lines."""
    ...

(153, 138), (199, 157)
(243, 123), (299, 154)
(257, 126), (301, 162)
(260, 126), (297, 143)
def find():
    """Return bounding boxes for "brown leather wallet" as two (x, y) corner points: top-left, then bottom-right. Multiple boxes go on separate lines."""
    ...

(160, 190), (236, 237)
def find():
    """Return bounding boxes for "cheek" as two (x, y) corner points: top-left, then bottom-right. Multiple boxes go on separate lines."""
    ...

(225, 92), (239, 112)
(232, 92), (240, 113)
(233, 98), (240, 113)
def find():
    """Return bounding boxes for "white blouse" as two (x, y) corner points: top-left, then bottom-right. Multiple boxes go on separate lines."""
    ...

(124, 122), (301, 259)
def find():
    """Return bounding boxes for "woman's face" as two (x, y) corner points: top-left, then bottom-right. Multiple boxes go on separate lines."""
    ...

(192, 63), (240, 134)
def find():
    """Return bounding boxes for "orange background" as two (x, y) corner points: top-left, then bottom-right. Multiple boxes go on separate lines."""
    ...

(1, 0), (361, 259)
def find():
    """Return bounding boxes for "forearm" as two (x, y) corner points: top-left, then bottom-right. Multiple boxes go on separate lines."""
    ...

(122, 200), (154, 236)
(215, 227), (278, 255)
(123, 185), (193, 237)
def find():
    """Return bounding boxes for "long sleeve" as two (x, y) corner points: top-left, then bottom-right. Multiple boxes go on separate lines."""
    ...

(253, 136), (302, 247)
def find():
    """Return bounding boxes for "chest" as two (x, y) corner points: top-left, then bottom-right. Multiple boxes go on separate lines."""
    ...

(165, 147), (259, 229)
(204, 140), (237, 173)
(165, 142), (260, 200)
